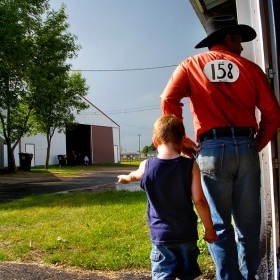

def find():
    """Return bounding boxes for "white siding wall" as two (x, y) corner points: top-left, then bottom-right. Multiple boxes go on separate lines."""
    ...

(236, 1), (278, 278)
(23, 133), (66, 166)
(12, 132), (66, 167)
(3, 99), (120, 167)
(113, 127), (120, 162)
(74, 106), (119, 128)
(4, 144), (20, 167)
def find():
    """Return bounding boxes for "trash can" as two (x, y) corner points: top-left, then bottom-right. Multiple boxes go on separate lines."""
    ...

(57, 155), (67, 166)
(18, 153), (33, 171)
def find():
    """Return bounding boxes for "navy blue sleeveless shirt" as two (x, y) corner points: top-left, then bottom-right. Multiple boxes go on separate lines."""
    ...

(140, 156), (198, 245)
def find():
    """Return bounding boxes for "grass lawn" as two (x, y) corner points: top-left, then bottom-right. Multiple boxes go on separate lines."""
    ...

(0, 190), (214, 274)
(0, 161), (142, 177)
(0, 163), (215, 276)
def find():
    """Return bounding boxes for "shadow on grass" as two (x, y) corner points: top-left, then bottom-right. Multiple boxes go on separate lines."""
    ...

(0, 168), (57, 177)
(0, 190), (147, 210)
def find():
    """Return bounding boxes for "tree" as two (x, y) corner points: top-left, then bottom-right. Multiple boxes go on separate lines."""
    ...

(0, 0), (49, 172)
(142, 143), (157, 156)
(148, 143), (156, 151)
(142, 145), (149, 156)
(33, 72), (89, 169)
(0, 2), (89, 172)
(28, 6), (89, 169)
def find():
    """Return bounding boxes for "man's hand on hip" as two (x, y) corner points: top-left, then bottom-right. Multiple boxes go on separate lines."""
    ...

(182, 136), (201, 158)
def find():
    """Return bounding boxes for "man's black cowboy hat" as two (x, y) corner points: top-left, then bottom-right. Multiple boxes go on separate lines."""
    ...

(195, 15), (257, 49)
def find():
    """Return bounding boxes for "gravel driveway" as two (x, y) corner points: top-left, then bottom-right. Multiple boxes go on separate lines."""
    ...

(0, 262), (151, 279)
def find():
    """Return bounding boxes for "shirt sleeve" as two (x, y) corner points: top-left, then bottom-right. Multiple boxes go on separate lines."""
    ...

(160, 63), (189, 123)
(255, 67), (280, 151)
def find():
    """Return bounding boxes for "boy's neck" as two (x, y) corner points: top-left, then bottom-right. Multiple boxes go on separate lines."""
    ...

(157, 142), (181, 159)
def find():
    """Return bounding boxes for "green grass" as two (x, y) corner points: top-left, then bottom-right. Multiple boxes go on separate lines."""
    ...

(0, 190), (213, 273)
(30, 162), (142, 176)
(38, 161), (141, 171)
(0, 162), (142, 177)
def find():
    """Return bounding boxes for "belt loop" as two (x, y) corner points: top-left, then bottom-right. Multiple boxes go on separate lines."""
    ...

(249, 127), (254, 137)
(231, 127), (235, 138)
(213, 128), (217, 139)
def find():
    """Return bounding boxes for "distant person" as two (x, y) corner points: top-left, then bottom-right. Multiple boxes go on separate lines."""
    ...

(71, 150), (76, 165)
(118, 115), (217, 280)
(84, 155), (89, 165)
(160, 15), (280, 280)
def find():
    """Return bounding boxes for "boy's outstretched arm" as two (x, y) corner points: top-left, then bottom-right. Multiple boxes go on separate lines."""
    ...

(117, 160), (146, 184)
(191, 161), (218, 244)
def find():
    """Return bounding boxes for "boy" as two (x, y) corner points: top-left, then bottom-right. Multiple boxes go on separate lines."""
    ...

(118, 115), (217, 280)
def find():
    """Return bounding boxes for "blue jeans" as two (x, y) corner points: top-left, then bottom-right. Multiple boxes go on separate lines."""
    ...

(196, 136), (261, 280)
(150, 242), (201, 280)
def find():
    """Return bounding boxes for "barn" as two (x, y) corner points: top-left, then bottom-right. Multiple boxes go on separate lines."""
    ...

(4, 97), (120, 167)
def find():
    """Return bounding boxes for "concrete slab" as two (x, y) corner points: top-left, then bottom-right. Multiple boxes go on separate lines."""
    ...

(115, 182), (142, 191)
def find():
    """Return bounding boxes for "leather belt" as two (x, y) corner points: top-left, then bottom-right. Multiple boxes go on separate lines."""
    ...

(198, 127), (255, 143)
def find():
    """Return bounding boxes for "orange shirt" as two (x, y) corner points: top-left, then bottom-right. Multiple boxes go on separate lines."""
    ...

(161, 45), (280, 151)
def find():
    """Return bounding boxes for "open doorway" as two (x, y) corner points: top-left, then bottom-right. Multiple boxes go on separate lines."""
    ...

(66, 124), (91, 165)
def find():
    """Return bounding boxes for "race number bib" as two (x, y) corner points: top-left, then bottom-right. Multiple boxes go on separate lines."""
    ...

(203, 60), (239, 82)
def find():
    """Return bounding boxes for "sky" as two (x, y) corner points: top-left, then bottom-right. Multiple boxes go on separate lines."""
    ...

(48, 0), (206, 152)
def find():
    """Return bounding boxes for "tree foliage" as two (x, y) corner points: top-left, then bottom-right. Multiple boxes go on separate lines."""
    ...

(142, 143), (157, 155)
(27, 5), (89, 169)
(33, 72), (89, 169)
(0, 0), (49, 172)
(0, 1), (89, 172)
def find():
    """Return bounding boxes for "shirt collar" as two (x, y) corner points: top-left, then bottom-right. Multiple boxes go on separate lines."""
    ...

(209, 45), (231, 52)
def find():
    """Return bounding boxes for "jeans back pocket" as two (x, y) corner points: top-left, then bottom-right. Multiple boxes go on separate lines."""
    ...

(196, 144), (224, 174)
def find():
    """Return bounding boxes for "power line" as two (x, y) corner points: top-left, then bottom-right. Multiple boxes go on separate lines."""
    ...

(77, 107), (159, 115)
(117, 123), (152, 129)
(104, 104), (160, 114)
(105, 104), (160, 113)
(71, 64), (178, 72)
(77, 101), (190, 116)
(107, 107), (160, 115)
(104, 100), (189, 114)
(77, 107), (159, 116)
(116, 122), (194, 135)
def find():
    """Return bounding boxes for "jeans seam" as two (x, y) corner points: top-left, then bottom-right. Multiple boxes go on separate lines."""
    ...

(247, 143), (259, 168)
(220, 144), (224, 170)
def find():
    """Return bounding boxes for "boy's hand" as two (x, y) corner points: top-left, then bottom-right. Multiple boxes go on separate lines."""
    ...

(117, 161), (145, 184)
(203, 227), (218, 244)
(117, 175), (130, 184)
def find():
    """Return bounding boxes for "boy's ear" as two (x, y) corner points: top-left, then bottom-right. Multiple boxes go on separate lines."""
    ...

(153, 138), (158, 147)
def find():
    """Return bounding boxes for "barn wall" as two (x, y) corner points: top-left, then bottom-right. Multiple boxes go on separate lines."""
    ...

(113, 127), (120, 162)
(3, 97), (120, 167)
(91, 126), (114, 163)
(18, 133), (66, 166)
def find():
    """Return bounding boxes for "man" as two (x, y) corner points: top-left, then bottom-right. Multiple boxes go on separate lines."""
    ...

(160, 15), (280, 280)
